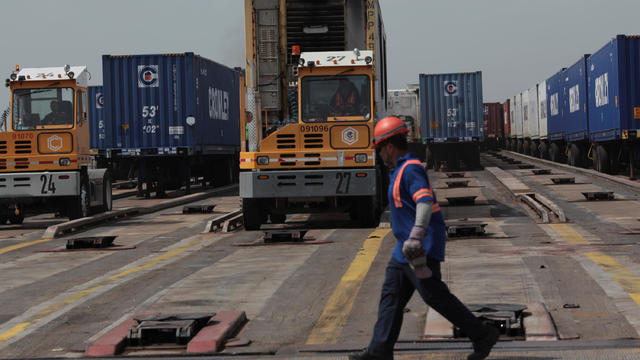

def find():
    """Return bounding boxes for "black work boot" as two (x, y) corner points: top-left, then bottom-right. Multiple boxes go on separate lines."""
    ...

(467, 326), (499, 360)
(348, 348), (392, 360)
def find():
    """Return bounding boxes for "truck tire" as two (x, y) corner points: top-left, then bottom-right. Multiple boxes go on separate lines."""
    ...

(103, 173), (113, 212)
(242, 198), (266, 230)
(8, 213), (24, 225)
(596, 145), (610, 174)
(69, 177), (91, 220)
(568, 144), (581, 167)
(356, 196), (379, 228)
(269, 213), (286, 224)
(550, 143), (561, 163)
(539, 142), (548, 159)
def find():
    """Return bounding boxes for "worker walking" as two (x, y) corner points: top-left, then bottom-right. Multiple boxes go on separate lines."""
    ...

(349, 116), (499, 360)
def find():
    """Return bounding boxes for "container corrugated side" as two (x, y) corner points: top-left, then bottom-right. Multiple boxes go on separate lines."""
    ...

(88, 86), (105, 150)
(588, 35), (640, 142)
(419, 72), (483, 143)
(503, 99), (511, 137)
(514, 93), (523, 138)
(483, 102), (502, 138)
(521, 90), (531, 138)
(509, 96), (516, 138)
(537, 80), (548, 138)
(527, 86), (539, 139)
(101, 53), (240, 153)
(546, 70), (565, 141)
(562, 55), (590, 141)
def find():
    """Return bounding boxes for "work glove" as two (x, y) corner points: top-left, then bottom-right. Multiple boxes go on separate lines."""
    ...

(402, 226), (432, 279)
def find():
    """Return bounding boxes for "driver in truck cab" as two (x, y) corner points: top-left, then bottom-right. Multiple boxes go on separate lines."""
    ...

(332, 78), (360, 115)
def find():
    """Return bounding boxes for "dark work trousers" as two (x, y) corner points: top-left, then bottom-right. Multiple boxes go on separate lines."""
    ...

(368, 258), (485, 356)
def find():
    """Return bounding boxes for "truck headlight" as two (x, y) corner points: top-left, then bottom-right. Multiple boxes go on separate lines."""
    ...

(354, 153), (368, 163)
(257, 156), (270, 165)
(59, 158), (71, 166)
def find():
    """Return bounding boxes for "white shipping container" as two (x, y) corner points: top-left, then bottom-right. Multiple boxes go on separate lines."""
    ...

(537, 80), (548, 139)
(387, 88), (420, 141)
(516, 93), (523, 139)
(510, 96), (516, 137)
(527, 86), (539, 139)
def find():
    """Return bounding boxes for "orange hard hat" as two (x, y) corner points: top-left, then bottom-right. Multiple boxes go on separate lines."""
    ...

(374, 116), (408, 146)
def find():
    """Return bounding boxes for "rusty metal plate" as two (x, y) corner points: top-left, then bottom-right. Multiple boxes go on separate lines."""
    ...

(551, 177), (576, 184)
(582, 191), (614, 201)
(183, 205), (216, 214)
(128, 313), (215, 346)
(446, 196), (477, 206)
(66, 236), (116, 249)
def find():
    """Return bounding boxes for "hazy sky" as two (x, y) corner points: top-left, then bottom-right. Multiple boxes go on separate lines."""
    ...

(1, 0), (639, 111)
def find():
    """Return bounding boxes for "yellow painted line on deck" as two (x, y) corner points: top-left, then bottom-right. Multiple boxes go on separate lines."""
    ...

(584, 252), (640, 307)
(549, 223), (640, 308)
(0, 235), (206, 344)
(0, 323), (30, 343)
(548, 223), (588, 244)
(0, 238), (54, 256)
(306, 228), (390, 345)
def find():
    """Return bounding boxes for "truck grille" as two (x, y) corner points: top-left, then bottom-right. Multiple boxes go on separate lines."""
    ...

(286, 0), (345, 55)
(14, 158), (29, 169)
(0, 140), (6, 154)
(14, 140), (32, 154)
(276, 134), (296, 149)
(304, 133), (323, 149)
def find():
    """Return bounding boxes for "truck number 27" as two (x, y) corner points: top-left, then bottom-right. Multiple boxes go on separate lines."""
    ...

(40, 174), (56, 194)
(336, 172), (351, 194)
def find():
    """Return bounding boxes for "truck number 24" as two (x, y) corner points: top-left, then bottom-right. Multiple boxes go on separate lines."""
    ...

(40, 174), (56, 194)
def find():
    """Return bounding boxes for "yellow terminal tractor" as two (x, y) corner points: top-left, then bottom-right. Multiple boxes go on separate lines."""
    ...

(240, 0), (388, 230)
(0, 65), (112, 224)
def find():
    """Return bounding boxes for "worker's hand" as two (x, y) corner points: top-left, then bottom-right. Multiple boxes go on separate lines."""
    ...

(402, 226), (426, 260)
(408, 255), (432, 279)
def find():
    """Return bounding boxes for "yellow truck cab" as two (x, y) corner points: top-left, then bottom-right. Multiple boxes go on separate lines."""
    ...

(0, 65), (112, 224)
(240, 0), (389, 230)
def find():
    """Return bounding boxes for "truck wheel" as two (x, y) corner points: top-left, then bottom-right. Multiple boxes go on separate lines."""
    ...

(242, 198), (266, 230)
(69, 178), (90, 220)
(269, 213), (286, 224)
(8, 213), (24, 225)
(550, 143), (560, 162)
(568, 144), (580, 167)
(103, 173), (113, 212)
(356, 196), (379, 228)
(597, 145), (610, 174)
(539, 142), (548, 159)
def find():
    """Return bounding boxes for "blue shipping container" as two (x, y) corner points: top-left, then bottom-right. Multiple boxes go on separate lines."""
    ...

(588, 35), (640, 142)
(101, 53), (240, 155)
(562, 55), (590, 142)
(419, 72), (484, 143)
(546, 70), (565, 141)
(88, 86), (105, 150)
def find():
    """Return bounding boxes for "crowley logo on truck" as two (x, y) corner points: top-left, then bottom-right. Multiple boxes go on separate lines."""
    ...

(138, 65), (159, 87)
(341, 127), (359, 145)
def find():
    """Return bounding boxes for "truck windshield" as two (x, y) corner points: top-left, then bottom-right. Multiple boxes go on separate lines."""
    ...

(301, 75), (371, 123)
(12, 88), (74, 130)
